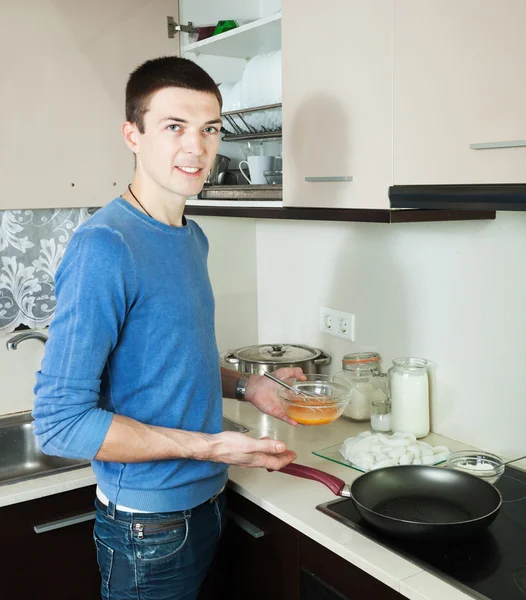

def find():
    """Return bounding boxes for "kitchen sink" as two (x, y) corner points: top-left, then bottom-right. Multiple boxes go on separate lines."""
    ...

(0, 412), (89, 486)
(0, 412), (249, 486)
(222, 416), (249, 433)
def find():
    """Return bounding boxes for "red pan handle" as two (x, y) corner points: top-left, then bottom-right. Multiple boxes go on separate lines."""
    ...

(269, 463), (346, 497)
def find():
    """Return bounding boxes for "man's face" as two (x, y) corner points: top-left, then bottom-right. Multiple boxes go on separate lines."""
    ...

(132, 87), (222, 199)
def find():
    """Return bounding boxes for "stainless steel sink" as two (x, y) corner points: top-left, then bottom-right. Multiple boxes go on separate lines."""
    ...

(222, 416), (249, 433)
(0, 412), (248, 487)
(0, 412), (89, 486)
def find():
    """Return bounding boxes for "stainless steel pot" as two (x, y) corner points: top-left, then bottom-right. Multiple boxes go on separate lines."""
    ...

(205, 154), (230, 185)
(221, 343), (331, 375)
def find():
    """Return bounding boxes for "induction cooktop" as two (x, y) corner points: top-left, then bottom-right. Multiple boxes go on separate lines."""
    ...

(317, 466), (526, 600)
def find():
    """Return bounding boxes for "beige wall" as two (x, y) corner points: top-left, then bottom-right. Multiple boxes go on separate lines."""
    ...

(255, 213), (526, 458)
(192, 216), (259, 353)
(0, 331), (46, 415)
(5, 208), (526, 463)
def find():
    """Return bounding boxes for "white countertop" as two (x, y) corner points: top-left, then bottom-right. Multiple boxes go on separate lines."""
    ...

(222, 399), (477, 600)
(1, 401), (514, 600)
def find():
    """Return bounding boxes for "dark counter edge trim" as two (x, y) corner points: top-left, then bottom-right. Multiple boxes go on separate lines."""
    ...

(389, 183), (526, 211)
(185, 205), (496, 223)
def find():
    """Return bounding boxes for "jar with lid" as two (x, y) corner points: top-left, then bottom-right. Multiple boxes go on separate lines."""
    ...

(388, 357), (430, 438)
(334, 353), (388, 421)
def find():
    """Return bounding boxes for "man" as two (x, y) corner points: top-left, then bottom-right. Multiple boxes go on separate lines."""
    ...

(33, 56), (300, 600)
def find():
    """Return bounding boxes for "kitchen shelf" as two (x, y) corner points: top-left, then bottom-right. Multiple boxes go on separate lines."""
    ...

(222, 103), (282, 142)
(183, 13), (281, 58)
(223, 130), (282, 142)
(200, 184), (282, 200)
(185, 205), (496, 223)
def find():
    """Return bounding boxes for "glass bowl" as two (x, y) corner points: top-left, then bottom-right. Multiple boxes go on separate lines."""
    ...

(276, 374), (350, 426)
(446, 450), (505, 484)
(264, 169), (283, 185)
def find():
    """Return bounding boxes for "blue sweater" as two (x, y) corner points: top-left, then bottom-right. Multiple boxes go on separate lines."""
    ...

(33, 198), (227, 512)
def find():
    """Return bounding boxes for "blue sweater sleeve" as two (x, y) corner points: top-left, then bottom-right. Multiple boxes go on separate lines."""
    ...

(32, 225), (136, 459)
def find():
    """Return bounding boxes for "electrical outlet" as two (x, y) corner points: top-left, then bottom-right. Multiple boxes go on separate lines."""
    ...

(319, 306), (355, 340)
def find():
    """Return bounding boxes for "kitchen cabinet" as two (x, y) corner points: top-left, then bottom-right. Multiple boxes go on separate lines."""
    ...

(199, 487), (300, 600)
(1, 485), (99, 599)
(181, 1), (495, 221)
(182, 0), (395, 211)
(179, 1), (275, 92)
(200, 488), (404, 600)
(300, 535), (404, 600)
(393, 0), (526, 186)
(281, 0), (393, 210)
(0, 0), (177, 210)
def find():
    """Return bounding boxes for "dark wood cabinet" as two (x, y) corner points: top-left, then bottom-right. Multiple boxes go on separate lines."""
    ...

(1, 485), (99, 600)
(199, 487), (300, 600)
(200, 489), (404, 600)
(300, 534), (404, 600)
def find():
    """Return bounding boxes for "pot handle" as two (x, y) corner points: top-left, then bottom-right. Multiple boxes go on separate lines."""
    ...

(222, 351), (239, 365)
(313, 353), (331, 366)
(269, 463), (345, 497)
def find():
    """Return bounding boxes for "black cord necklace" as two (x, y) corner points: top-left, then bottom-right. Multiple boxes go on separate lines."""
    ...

(128, 184), (153, 219)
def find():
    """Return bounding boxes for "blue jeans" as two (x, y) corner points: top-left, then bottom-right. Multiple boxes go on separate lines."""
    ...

(93, 491), (226, 600)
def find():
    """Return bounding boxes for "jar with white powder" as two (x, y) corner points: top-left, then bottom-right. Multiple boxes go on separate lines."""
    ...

(334, 353), (388, 421)
(388, 357), (430, 438)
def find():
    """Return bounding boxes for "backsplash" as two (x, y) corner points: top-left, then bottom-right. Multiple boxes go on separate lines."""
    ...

(255, 213), (526, 458)
(0, 212), (258, 418)
(0, 208), (96, 333)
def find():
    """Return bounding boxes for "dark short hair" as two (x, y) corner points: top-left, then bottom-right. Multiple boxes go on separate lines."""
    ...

(125, 56), (222, 133)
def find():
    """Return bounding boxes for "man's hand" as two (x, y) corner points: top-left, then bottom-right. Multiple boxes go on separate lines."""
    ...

(205, 432), (296, 469)
(244, 367), (307, 425)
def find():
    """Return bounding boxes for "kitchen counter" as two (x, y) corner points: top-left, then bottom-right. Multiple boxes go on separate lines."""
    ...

(222, 400), (477, 600)
(1, 401), (518, 600)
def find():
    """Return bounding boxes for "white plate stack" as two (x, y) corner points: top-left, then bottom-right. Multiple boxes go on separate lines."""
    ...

(219, 50), (282, 135)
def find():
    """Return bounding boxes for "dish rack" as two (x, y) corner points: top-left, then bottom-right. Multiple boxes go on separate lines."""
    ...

(221, 103), (282, 142)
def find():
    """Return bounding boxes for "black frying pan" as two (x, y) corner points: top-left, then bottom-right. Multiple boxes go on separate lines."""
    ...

(274, 463), (502, 541)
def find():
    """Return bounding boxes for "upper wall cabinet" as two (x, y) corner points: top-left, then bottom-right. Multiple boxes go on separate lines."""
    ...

(281, 0), (393, 210)
(393, 0), (526, 186)
(0, 0), (178, 209)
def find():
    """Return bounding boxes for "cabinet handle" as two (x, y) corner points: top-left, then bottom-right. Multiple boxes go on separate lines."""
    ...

(305, 176), (353, 182)
(470, 140), (526, 150)
(34, 511), (96, 534)
(227, 509), (265, 538)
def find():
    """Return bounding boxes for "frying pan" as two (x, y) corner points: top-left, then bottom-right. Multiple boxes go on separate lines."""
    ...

(274, 463), (502, 541)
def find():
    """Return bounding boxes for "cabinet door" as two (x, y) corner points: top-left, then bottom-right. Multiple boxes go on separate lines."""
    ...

(0, 1), (178, 209)
(1, 485), (99, 599)
(300, 534), (404, 600)
(394, 0), (526, 185)
(282, 0), (393, 209)
(199, 488), (300, 600)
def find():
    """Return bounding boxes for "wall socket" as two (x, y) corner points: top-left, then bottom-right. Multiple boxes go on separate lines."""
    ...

(320, 306), (355, 341)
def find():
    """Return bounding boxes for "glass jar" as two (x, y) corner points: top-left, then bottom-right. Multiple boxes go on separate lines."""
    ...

(370, 399), (392, 433)
(334, 353), (388, 421)
(388, 357), (430, 438)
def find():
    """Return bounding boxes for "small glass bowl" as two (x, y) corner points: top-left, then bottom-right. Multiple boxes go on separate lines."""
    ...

(446, 450), (505, 484)
(264, 169), (283, 185)
(276, 375), (350, 426)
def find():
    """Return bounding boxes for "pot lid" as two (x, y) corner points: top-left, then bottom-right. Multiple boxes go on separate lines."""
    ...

(232, 343), (323, 364)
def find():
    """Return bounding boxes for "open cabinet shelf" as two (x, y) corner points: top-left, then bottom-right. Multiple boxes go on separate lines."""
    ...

(183, 13), (281, 58)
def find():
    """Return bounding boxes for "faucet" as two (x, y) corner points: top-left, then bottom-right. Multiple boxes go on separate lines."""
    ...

(6, 331), (48, 350)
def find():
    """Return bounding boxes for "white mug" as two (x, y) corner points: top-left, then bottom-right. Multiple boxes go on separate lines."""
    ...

(239, 156), (273, 184)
